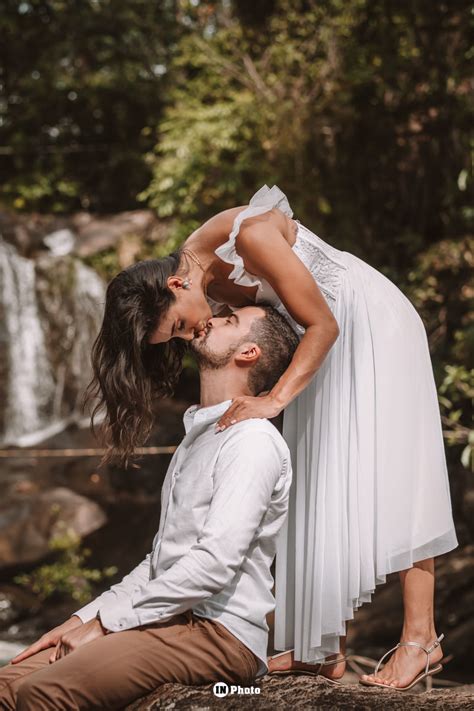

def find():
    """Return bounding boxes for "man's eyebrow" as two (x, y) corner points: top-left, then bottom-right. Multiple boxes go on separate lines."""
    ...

(229, 312), (239, 325)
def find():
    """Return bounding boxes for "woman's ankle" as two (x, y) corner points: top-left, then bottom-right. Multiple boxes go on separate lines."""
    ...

(400, 624), (438, 644)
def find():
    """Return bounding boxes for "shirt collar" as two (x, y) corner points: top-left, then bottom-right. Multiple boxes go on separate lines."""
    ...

(183, 399), (233, 434)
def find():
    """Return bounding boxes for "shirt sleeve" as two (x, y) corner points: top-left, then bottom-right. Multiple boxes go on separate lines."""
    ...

(99, 428), (287, 632)
(71, 449), (182, 625)
(70, 553), (152, 623)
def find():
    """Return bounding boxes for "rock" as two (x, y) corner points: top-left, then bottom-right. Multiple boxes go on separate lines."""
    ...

(0, 487), (107, 568)
(0, 584), (41, 628)
(0, 212), (70, 257)
(72, 210), (160, 258)
(124, 676), (474, 710)
(43, 228), (76, 256)
(0, 641), (27, 667)
(0, 238), (106, 447)
(0, 208), (170, 260)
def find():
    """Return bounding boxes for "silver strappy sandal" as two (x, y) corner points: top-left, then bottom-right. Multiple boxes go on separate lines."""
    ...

(268, 649), (347, 685)
(358, 633), (445, 691)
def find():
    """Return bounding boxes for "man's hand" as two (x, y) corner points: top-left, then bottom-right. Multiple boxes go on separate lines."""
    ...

(49, 617), (108, 662)
(10, 615), (84, 665)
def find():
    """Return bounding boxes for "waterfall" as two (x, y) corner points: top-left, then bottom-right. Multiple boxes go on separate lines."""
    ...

(0, 237), (106, 447)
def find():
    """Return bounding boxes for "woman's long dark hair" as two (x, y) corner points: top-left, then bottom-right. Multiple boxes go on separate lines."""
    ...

(82, 248), (189, 469)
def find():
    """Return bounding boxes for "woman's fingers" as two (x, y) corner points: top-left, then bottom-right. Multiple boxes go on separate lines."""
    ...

(216, 404), (244, 431)
(215, 400), (243, 431)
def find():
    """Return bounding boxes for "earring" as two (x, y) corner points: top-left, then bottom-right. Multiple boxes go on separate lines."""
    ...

(182, 279), (191, 290)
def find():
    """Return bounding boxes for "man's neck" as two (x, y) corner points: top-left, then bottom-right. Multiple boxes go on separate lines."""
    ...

(199, 369), (252, 407)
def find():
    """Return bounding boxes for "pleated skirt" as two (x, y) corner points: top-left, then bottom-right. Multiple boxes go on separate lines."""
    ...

(274, 249), (458, 662)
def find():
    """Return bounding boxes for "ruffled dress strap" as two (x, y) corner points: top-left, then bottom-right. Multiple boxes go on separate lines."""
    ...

(214, 184), (294, 288)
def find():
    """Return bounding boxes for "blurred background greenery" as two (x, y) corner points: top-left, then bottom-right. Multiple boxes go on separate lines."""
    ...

(0, 0), (472, 680)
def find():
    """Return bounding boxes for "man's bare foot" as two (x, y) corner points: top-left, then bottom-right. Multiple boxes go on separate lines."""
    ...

(359, 632), (443, 689)
(267, 650), (346, 680)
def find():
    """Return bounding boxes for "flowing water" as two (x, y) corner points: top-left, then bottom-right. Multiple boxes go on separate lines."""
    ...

(0, 237), (106, 446)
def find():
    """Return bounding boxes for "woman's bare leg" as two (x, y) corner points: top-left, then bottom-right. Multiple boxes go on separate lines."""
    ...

(360, 558), (443, 688)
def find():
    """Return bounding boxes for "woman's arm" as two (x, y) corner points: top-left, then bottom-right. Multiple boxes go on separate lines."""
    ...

(215, 221), (340, 430)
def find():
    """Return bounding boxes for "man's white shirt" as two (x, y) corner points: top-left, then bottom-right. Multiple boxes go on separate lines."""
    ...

(72, 399), (292, 677)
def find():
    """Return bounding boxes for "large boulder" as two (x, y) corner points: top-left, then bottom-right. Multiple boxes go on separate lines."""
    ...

(0, 208), (168, 260)
(0, 486), (106, 568)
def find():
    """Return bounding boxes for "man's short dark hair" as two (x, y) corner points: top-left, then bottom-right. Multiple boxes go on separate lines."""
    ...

(246, 305), (300, 395)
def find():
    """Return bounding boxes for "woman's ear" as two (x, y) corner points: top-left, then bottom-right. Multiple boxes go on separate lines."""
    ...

(167, 276), (190, 291)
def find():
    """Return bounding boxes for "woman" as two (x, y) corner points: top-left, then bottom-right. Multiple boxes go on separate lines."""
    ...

(89, 184), (457, 690)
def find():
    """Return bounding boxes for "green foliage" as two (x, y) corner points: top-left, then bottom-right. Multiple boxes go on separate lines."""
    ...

(0, 0), (183, 212)
(438, 365), (474, 471)
(82, 248), (121, 283)
(13, 519), (117, 604)
(406, 236), (474, 469)
(142, 0), (473, 267)
(406, 237), (474, 368)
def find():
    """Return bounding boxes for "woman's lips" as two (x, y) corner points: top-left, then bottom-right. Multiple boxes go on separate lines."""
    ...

(193, 322), (209, 338)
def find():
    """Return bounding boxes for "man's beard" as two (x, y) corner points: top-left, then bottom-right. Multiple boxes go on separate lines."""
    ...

(189, 333), (244, 370)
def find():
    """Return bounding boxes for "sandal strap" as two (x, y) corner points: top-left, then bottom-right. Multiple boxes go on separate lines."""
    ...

(426, 632), (445, 654)
(320, 655), (348, 668)
(376, 634), (444, 676)
(374, 644), (401, 674)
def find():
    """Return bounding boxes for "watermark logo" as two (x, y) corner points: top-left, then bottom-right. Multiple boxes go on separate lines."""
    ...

(213, 682), (229, 697)
(212, 682), (261, 697)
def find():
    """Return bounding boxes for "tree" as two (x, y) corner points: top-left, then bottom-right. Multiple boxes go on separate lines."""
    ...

(0, 0), (182, 212)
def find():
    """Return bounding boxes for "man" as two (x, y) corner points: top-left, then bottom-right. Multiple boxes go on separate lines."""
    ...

(0, 304), (299, 710)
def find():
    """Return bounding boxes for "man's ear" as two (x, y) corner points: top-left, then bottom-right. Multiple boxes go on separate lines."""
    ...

(234, 342), (261, 366)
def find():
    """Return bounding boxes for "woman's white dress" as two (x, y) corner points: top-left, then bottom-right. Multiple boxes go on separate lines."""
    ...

(209, 184), (458, 662)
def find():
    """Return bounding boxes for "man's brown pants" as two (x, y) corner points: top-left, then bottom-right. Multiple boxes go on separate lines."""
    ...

(0, 611), (260, 710)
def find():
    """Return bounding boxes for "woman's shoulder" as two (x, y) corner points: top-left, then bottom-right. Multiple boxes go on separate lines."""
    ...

(186, 185), (296, 290)
(191, 184), (294, 244)
(192, 206), (248, 241)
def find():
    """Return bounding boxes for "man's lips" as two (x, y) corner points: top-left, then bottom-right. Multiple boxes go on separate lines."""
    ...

(193, 323), (210, 339)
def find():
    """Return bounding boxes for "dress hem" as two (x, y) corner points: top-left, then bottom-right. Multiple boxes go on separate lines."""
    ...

(274, 527), (458, 662)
